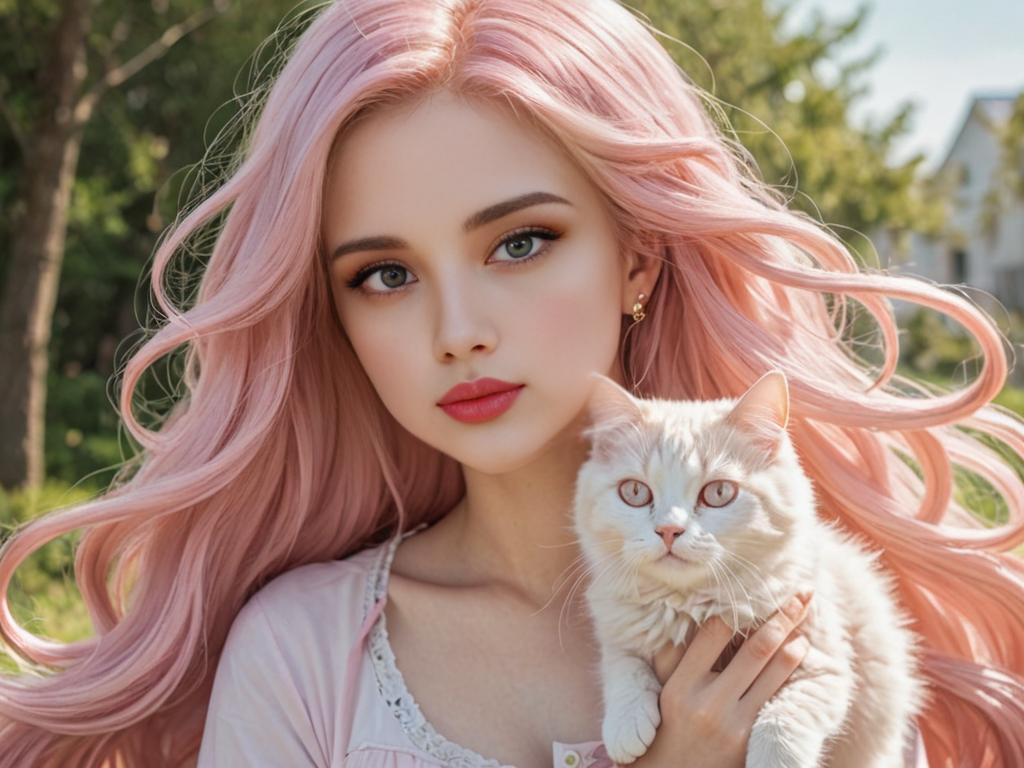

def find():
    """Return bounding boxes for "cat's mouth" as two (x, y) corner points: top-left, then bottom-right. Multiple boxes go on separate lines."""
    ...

(660, 551), (695, 564)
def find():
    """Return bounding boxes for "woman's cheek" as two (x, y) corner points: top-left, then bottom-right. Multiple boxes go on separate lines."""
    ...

(538, 267), (622, 372)
(339, 307), (425, 416)
(523, 305), (618, 439)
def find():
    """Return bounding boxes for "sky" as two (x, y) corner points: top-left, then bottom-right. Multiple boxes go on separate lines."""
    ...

(776, 0), (1024, 173)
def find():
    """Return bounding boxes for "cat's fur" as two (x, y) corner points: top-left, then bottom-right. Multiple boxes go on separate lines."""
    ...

(571, 370), (927, 767)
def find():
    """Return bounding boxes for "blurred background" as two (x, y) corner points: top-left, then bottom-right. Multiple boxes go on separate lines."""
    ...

(0, 0), (1022, 660)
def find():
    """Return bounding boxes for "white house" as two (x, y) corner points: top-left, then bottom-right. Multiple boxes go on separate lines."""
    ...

(877, 93), (1024, 319)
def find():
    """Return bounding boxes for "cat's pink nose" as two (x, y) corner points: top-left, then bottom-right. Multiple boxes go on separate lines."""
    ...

(655, 524), (685, 550)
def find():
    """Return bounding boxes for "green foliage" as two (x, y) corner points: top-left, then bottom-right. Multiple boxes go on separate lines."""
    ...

(44, 368), (131, 488)
(995, 384), (1024, 415)
(897, 305), (1024, 393)
(0, 482), (95, 671)
(629, 0), (948, 265)
(900, 309), (980, 380)
(1, 0), (300, 484)
(1, 0), (300, 659)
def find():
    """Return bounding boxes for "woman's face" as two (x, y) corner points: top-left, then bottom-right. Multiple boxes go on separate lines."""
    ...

(322, 89), (649, 474)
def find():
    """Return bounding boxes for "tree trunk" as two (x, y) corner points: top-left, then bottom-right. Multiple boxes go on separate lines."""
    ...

(0, 0), (90, 489)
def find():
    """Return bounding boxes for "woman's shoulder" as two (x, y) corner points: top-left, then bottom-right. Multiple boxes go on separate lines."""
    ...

(199, 539), (394, 766)
(214, 538), (391, 672)
(247, 539), (389, 631)
(210, 540), (391, 701)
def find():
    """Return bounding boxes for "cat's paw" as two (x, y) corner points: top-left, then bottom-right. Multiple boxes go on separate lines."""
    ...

(745, 718), (819, 768)
(601, 688), (661, 765)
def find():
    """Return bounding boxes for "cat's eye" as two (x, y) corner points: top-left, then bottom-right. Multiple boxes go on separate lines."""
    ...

(618, 479), (652, 507)
(699, 479), (738, 508)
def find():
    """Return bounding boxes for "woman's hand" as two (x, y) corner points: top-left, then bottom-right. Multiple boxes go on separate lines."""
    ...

(623, 591), (814, 768)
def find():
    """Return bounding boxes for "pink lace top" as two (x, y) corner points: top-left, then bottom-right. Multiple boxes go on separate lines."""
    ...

(197, 523), (927, 767)
(197, 523), (611, 767)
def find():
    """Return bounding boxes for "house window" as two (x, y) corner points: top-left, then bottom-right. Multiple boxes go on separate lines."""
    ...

(951, 249), (968, 283)
(959, 163), (971, 188)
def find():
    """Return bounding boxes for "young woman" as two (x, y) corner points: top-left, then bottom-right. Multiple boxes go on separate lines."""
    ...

(1, 1), (1022, 766)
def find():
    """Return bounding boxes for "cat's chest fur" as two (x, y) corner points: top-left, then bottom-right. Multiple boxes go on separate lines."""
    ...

(587, 574), (772, 658)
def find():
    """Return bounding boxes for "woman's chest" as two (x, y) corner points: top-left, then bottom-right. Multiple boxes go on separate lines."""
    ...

(385, 581), (606, 768)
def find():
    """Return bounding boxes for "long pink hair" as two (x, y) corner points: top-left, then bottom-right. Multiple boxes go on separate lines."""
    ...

(2, 1), (1022, 765)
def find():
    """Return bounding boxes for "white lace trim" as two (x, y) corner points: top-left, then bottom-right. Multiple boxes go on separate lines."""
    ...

(364, 523), (514, 768)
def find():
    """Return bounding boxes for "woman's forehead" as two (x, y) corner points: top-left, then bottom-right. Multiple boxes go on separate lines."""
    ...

(327, 94), (581, 202)
(322, 91), (591, 228)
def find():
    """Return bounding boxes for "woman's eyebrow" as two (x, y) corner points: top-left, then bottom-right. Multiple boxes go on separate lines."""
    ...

(329, 191), (572, 261)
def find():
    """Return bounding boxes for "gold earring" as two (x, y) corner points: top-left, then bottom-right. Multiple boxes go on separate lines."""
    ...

(631, 292), (647, 323)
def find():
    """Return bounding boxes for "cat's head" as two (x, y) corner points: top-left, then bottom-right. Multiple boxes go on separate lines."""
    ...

(572, 370), (815, 588)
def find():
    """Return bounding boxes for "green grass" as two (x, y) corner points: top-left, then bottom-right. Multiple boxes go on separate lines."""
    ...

(0, 482), (95, 673)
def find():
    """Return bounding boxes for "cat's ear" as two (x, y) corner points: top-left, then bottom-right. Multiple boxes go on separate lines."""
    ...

(584, 372), (643, 426)
(581, 373), (643, 462)
(724, 370), (790, 458)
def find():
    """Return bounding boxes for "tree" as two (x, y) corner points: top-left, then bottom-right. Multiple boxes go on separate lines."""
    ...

(0, 0), (230, 489)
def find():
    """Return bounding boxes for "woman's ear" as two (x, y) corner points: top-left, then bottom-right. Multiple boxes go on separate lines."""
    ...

(620, 231), (663, 315)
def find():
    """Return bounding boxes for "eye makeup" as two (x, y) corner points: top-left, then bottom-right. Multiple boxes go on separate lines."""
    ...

(343, 225), (564, 297)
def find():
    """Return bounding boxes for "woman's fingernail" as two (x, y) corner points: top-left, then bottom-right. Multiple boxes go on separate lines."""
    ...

(784, 595), (804, 618)
(798, 590), (814, 605)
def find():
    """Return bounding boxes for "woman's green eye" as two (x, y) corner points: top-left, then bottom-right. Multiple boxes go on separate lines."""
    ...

(380, 266), (408, 288)
(345, 225), (563, 296)
(504, 235), (534, 259)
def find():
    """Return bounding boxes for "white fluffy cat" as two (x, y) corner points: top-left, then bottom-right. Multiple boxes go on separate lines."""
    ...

(571, 370), (927, 767)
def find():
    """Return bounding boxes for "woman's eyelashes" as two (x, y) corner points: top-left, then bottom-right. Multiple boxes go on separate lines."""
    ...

(344, 225), (564, 297)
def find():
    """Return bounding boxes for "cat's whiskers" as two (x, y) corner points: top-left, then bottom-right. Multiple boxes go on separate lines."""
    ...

(718, 537), (799, 594)
(535, 541), (584, 549)
(535, 522), (592, 548)
(549, 551), (596, 594)
(719, 550), (783, 616)
(562, 551), (641, 646)
(540, 532), (620, 608)
(708, 561), (741, 638)
(716, 555), (757, 632)
(704, 561), (737, 638)
(612, 549), (645, 601)
(544, 548), (607, 616)
(551, 544), (626, 651)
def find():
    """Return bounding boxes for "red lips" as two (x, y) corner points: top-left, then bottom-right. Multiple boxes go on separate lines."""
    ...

(437, 377), (523, 405)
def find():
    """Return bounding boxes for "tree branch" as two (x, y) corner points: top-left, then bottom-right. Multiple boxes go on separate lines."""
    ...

(74, 3), (231, 126)
(83, 17), (134, 90)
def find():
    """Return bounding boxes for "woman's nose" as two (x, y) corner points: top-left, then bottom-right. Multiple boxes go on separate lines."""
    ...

(431, 278), (498, 362)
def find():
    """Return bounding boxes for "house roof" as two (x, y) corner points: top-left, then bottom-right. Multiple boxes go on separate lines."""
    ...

(935, 92), (1019, 175)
